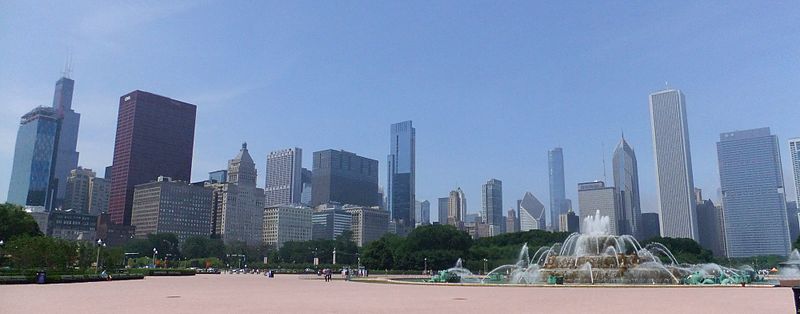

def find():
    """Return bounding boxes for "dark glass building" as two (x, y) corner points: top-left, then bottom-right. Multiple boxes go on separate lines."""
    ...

(108, 91), (196, 225)
(51, 77), (81, 207)
(640, 212), (661, 240)
(387, 121), (415, 234)
(311, 149), (380, 207)
(7, 107), (61, 209)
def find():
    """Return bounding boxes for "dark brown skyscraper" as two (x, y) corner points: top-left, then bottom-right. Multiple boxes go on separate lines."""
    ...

(108, 91), (196, 225)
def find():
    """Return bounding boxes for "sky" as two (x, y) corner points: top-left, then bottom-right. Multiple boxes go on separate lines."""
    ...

(1, 1), (799, 223)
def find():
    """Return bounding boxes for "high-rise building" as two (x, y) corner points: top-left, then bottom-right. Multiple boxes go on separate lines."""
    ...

(649, 89), (698, 240)
(437, 197), (449, 224)
(788, 201), (800, 241)
(343, 205), (389, 247)
(640, 212), (661, 240)
(717, 127), (790, 257)
(612, 136), (642, 238)
(311, 149), (380, 207)
(790, 138), (800, 206)
(696, 199), (727, 257)
(548, 148), (567, 231)
(208, 170), (227, 183)
(47, 210), (98, 241)
(300, 168), (312, 206)
(559, 208), (580, 233)
(7, 107), (61, 210)
(265, 148), (302, 206)
(131, 176), (213, 242)
(416, 200), (430, 226)
(518, 192), (546, 231)
(51, 77), (81, 208)
(578, 181), (619, 235)
(387, 121), (416, 234)
(312, 204), (352, 240)
(448, 188), (467, 226)
(263, 204), (312, 249)
(63, 167), (95, 213)
(209, 143), (265, 246)
(87, 176), (109, 215)
(108, 91), (196, 226)
(482, 179), (504, 233)
(506, 209), (518, 233)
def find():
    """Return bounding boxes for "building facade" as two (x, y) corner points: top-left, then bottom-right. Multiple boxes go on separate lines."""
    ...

(548, 148), (567, 231)
(612, 136), (642, 238)
(48, 210), (97, 241)
(311, 149), (380, 207)
(51, 77), (81, 208)
(437, 197), (449, 224)
(640, 212), (661, 240)
(482, 179), (504, 234)
(208, 170), (227, 183)
(265, 148), (302, 206)
(312, 204), (352, 240)
(130, 176), (213, 242)
(578, 181), (619, 235)
(63, 167), (94, 213)
(518, 192), (546, 231)
(717, 128), (790, 257)
(7, 107), (61, 210)
(649, 89), (698, 240)
(696, 199), (727, 257)
(109, 91), (196, 226)
(210, 143), (265, 246)
(448, 188), (467, 227)
(387, 120), (416, 235)
(790, 138), (800, 206)
(343, 205), (389, 247)
(506, 209), (519, 233)
(559, 209), (580, 233)
(415, 200), (430, 226)
(263, 205), (313, 249)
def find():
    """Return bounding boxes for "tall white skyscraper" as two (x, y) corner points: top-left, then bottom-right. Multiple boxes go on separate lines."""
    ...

(649, 89), (699, 241)
(790, 138), (800, 206)
(265, 148), (302, 206)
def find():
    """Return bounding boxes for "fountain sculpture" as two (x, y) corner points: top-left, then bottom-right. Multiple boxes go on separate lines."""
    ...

(431, 210), (754, 285)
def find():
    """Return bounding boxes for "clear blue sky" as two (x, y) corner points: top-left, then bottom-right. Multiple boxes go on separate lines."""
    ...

(1, 1), (799, 220)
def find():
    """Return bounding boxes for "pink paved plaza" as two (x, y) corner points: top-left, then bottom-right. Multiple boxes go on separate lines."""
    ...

(0, 274), (794, 313)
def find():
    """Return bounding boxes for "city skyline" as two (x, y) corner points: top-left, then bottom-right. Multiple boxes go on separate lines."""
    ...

(2, 2), (799, 221)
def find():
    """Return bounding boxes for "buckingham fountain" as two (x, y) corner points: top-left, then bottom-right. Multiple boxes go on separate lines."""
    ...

(428, 210), (758, 285)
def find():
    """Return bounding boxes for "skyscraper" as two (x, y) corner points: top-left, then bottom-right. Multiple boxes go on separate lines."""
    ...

(51, 76), (80, 208)
(518, 192), (546, 231)
(578, 181), (619, 235)
(437, 197), (449, 224)
(640, 212), (661, 240)
(790, 138), (800, 206)
(63, 167), (95, 213)
(311, 149), (380, 207)
(7, 107), (61, 209)
(717, 127), (790, 257)
(448, 188), (467, 226)
(482, 179), (503, 233)
(506, 209), (518, 233)
(209, 143), (266, 246)
(696, 199), (727, 257)
(265, 148), (302, 206)
(300, 168), (313, 205)
(649, 89), (698, 240)
(612, 136), (642, 238)
(387, 121), (415, 234)
(131, 176), (213, 242)
(548, 148), (566, 230)
(108, 91), (197, 226)
(416, 200), (430, 225)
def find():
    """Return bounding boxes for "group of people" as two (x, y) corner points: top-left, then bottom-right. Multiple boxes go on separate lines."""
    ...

(318, 268), (368, 282)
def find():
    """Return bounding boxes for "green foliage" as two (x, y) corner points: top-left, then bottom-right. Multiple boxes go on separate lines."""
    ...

(181, 236), (225, 259)
(794, 235), (800, 251)
(124, 233), (181, 258)
(362, 224), (473, 271)
(640, 237), (714, 264)
(0, 203), (43, 240)
(4, 236), (77, 270)
(274, 231), (359, 266)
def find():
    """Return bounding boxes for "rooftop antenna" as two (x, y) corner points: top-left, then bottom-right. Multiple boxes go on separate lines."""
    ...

(601, 141), (607, 182)
(62, 50), (73, 79)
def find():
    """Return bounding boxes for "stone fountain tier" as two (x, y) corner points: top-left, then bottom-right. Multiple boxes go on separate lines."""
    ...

(544, 254), (641, 269)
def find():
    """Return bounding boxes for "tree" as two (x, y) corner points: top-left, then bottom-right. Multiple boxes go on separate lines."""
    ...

(640, 237), (714, 264)
(0, 203), (43, 240)
(181, 236), (209, 259)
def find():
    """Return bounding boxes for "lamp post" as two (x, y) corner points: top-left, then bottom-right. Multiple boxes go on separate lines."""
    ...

(95, 239), (105, 273)
(424, 258), (428, 275)
(483, 258), (488, 275)
(152, 248), (158, 268)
